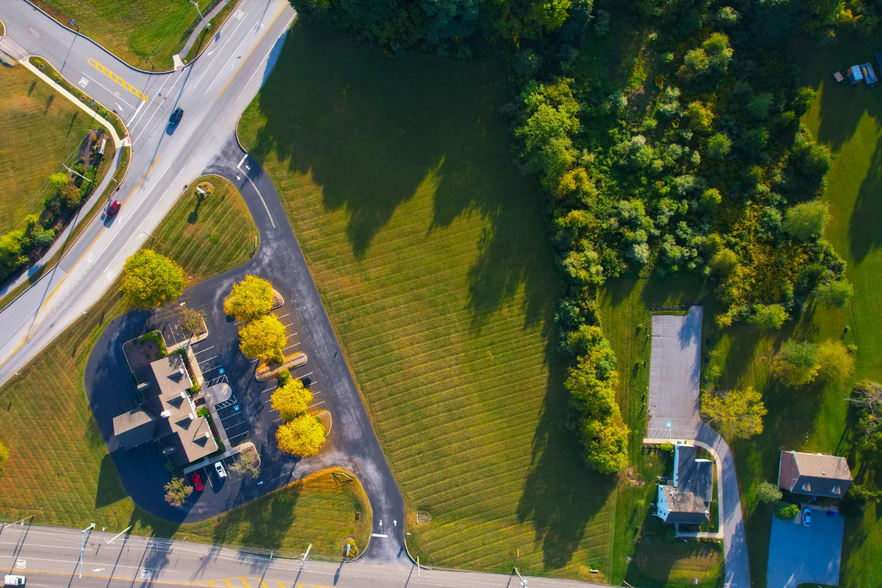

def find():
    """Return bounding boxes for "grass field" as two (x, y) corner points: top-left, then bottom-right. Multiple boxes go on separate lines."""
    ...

(32, 0), (214, 70)
(238, 24), (618, 581)
(0, 63), (98, 235)
(0, 177), (369, 557)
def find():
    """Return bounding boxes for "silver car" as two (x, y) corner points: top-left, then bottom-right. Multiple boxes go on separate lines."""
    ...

(215, 461), (227, 479)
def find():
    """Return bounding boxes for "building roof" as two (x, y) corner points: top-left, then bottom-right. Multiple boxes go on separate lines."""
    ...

(661, 485), (708, 524)
(112, 408), (157, 449)
(681, 459), (714, 504)
(778, 450), (853, 498)
(675, 444), (697, 485)
(113, 354), (217, 467)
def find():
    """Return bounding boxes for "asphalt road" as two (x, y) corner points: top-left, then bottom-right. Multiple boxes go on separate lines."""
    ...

(0, 524), (605, 588)
(84, 136), (408, 563)
(645, 309), (751, 588)
(0, 0), (296, 386)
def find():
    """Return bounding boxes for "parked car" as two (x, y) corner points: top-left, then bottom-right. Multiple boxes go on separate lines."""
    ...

(802, 508), (812, 527)
(4, 575), (26, 587)
(191, 472), (204, 492)
(106, 200), (121, 217)
(169, 107), (184, 126)
(214, 461), (227, 479)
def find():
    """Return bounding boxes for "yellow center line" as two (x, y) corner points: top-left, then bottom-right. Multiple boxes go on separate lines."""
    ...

(217, 3), (287, 99)
(88, 57), (149, 101)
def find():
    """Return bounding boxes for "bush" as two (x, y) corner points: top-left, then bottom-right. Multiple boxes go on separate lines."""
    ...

(179, 307), (206, 337)
(164, 477), (193, 507)
(197, 407), (210, 417)
(190, 383), (201, 394)
(279, 368), (292, 385)
(756, 481), (782, 504)
(773, 501), (800, 521)
(33, 229), (55, 248)
(659, 442), (675, 454)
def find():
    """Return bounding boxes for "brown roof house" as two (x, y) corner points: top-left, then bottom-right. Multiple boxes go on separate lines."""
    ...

(656, 443), (713, 525)
(112, 354), (217, 468)
(777, 450), (852, 498)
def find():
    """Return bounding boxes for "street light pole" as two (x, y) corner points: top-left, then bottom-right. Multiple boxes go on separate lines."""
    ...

(514, 567), (528, 588)
(189, 0), (211, 29)
(78, 523), (95, 578)
(300, 543), (312, 570)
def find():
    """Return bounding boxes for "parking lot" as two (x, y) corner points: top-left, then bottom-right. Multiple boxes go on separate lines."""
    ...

(766, 506), (844, 588)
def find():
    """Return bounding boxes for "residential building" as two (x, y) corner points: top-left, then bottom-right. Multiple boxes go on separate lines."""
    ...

(657, 443), (713, 524)
(777, 450), (853, 499)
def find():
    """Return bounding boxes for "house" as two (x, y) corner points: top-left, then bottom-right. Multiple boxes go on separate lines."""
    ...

(657, 443), (713, 524)
(777, 450), (852, 499)
(112, 354), (217, 468)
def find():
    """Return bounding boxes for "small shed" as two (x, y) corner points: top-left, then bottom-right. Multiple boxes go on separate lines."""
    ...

(847, 65), (864, 84)
(861, 63), (878, 85)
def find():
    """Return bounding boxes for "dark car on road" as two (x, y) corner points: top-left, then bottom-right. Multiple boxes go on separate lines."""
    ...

(106, 200), (121, 217)
(169, 107), (184, 126)
(191, 472), (204, 492)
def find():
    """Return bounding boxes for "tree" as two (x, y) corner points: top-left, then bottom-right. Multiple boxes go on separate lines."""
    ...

(164, 477), (193, 507)
(817, 340), (854, 383)
(271, 378), (313, 421)
(815, 279), (853, 308)
(0, 440), (8, 476)
(748, 304), (788, 330)
(59, 184), (83, 209)
(772, 340), (819, 387)
(701, 386), (767, 439)
(706, 133), (731, 159)
(120, 250), (185, 309)
(756, 481), (782, 504)
(709, 248), (738, 275)
(686, 101), (714, 133)
(701, 188), (722, 209)
(276, 415), (327, 457)
(229, 447), (261, 479)
(681, 47), (709, 77)
(783, 200), (829, 240)
(48, 172), (68, 191)
(179, 307), (205, 337)
(848, 381), (882, 417)
(792, 87), (816, 116)
(746, 92), (774, 121)
(224, 275), (274, 322)
(238, 314), (287, 363)
(702, 32), (732, 72)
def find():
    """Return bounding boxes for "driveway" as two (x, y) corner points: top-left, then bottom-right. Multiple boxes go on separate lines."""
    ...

(644, 307), (751, 588)
(766, 507), (844, 588)
(84, 135), (407, 563)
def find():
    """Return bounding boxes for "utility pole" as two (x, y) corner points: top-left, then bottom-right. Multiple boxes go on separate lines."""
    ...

(189, 1), (211, 30)
(514, 567), (528, 588)
(300, 543), (312, 570)
(416, 556), (420, 580)
(78, 523), (95, 578)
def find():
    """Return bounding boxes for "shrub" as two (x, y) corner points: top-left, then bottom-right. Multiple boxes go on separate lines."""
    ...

(179, 307), (206, 337)
(792, 87), (816, 116)
(783, 200), (829, 240)
(34, 229), (55, 248)
(756, 481), (782, 504)
(772, 340), (820, 387)
(659, 442), (675, 454)
(59, 184), (83, 209)
(190, 383), (201, 394)
(773, 501), (800, 521)
(197, 407), (210, 417)
(279, 368), (292, 386)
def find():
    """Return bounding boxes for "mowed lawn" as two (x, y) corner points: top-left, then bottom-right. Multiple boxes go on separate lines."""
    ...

(0, 178), (369, 556)
(0, 63), (97, 234)
(238, 24), (616, 580)
(33, 0), (214, 70)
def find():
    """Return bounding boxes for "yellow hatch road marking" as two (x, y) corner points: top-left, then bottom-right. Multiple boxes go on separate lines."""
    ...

(88, 57), (149, 102)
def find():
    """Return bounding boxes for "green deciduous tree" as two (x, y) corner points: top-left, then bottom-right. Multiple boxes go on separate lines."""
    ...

(772, 339), (820, 387)
(701, 386), (767, 439)
(271, 377), (313, 421)
(277, 414), (327, 457)
(702, 32), (733, 72)
(120, 250), (185, 309)
(238, 314), (287, 363)
(815, 279), (853, 308)
(746, 92), (774, 120)
(224, 275), (274, 321)
(783, 200), (829, 240)
(748, 304), (788, 329)
(686, 101), (714, 133)
(756, 481), (782, 504)
(164, 477), (193, 507)
(709, 248), (738, 275)
(48, 172), (69, 191)
(706, 133), (731, 160)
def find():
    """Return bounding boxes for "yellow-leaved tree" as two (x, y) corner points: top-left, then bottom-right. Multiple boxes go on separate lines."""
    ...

(700, 386), (767, 440)
(238, 314), (286, 363)
(276, 415), (326, 457)
(224, 275), (274, 322)
(271, 377), (312, 421)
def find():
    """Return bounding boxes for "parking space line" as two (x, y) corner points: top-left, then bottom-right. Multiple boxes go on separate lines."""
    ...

(240, 579), (252, 588)
(275, 313), (290, 320)
(194, 346), (215, 355)
(202, 365), (223, 373)
(262, 386), (277, 394)
(298, 372), (313, 381)
(229, 431), (249, 441)
(221, 412), (243, 422)
(282, 322), (295, 328)
(198, 355), (219, 364)
(281, 343), (300, 351)
(273, 417), (282, 424)
(308, 401), (326, 409)
(224, 420), (248, 430)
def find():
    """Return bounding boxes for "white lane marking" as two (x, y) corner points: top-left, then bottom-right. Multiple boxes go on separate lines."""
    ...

(194, 346), (215, 355)
(243, 174), (275, 228)
(237, 154), (247, 169)
(128, 73), (173, 131)
(193, 11), (250, 89)
(206, 30), (254, 93)
(116, 102), (125, 112)
(198, 355), (218, 364)
(371, 533), (388, 538)
(130, 72), (186, 144)
(234, 13), (297, 106)
(80, 72), (137, 109)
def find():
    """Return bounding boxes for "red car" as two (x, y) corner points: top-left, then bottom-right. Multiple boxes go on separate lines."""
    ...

(191, 472), (204, 492)
(106, 200), (121, 217)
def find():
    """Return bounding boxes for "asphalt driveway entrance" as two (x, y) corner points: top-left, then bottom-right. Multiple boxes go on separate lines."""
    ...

(766, 507), (844, 588)
(647, 306), (703, 439)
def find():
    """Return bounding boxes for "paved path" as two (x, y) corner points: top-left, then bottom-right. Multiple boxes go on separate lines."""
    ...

(179, 0), (231, 59)
(0, 523), (606, 588)
(84, 136), (408, 563)
(644, 308), (751, 588)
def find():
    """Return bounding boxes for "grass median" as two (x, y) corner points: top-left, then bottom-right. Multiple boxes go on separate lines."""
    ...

(238, 23), (617, 580)
(0, 177), (368, 557)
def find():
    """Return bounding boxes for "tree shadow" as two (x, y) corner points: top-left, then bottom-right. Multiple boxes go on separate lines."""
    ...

(208, 481), (300, 550)
(516, 329), (616, 570)
(849, 134), (882, 262)
(244, 23), (549, 327)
